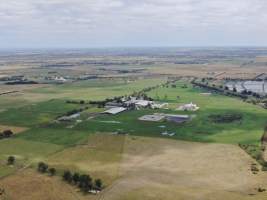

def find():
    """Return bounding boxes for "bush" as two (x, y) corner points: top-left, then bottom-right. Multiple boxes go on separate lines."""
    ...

(94, 179), (103, 190)
(7, 156), (15, 165)
(63, 170), (72, 183)
(72, 173), (80, 185)
(48, 168), (56, 176)
(78, 174), (93, 193)
(2, 130), (13, 137)
(37, 162), (48, 173)
(0, 130), (14, 140)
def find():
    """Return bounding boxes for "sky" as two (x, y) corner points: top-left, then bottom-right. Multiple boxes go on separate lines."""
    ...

(0, 0), (267, 48)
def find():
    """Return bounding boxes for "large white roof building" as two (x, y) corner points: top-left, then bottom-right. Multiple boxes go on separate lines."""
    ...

(104, 107), (127, 115)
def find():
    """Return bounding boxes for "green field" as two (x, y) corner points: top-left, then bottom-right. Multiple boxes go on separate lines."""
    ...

(66, 81), (267, 144)
(30, 78), (166, 100)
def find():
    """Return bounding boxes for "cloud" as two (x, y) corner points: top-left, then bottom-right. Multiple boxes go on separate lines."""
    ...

(0, 0), (267, 47)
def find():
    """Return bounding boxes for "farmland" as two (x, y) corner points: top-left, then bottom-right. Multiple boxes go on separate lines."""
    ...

(0, 48), (267, 199)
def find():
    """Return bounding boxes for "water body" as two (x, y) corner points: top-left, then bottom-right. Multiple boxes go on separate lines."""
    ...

(225, 80), (267, 94)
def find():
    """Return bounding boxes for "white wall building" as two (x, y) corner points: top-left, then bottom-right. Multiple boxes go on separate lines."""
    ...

(178, 102), (199, 111)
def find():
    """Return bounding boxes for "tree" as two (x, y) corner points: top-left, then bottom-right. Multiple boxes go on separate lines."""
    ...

(233, 87), (237, 92)
(48, 168), (56, 176)
(7, 156), (15, 165)
(72, 173), (80, 185)
(94, 179), (103, 190)
(63, 170), (72, 183)
(3, 130), (13, 138)
(78, 174), (92, 193)
(37, 162), (48, 173)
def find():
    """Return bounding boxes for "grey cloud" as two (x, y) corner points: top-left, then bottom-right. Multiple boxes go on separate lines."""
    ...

(0, 0), (266, 47)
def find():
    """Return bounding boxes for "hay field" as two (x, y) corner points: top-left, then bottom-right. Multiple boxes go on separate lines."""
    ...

(0, 169), (88, 200)
(1, 136), (266, 200)
(98, 136), (267, 200)
(47, 134), (125, 186)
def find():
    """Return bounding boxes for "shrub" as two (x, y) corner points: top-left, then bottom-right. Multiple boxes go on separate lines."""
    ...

(7, 156), (15, 165)
(2, 130), (13, 137)
(78, 174), (92, 193)
(63, 170), (72, 183)
(37, 162), (48, 173)
(48, 168), (56, 176)
(72, 173), (80, 185)
(94, 179), (103, 190)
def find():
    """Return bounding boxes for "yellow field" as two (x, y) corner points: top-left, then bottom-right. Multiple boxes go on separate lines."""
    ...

(0, 135), (267, 200)
(47, 134), (125, 186)
(0, 169), (88, 200)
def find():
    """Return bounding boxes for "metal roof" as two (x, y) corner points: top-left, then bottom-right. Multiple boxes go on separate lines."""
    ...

(104, 107), (127, 114)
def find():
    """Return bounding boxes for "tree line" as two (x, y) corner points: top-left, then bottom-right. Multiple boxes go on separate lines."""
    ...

(37, 162), (103, 194)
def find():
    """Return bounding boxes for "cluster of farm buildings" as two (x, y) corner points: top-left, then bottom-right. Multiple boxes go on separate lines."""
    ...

(103, 96), (199, 124)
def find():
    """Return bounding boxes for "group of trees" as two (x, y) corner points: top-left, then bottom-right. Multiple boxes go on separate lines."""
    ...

(0, 130), (14, 140)
(241, 89), (261, 98)
(63, 170), (103, 193)
(37, 162), (56, 176)
(89, 96), (124, 108)
(192, 80), (267, 109)
(36, 162), (103, 194)
(66, 100), (87, 105)
(192, 81), (249, 100)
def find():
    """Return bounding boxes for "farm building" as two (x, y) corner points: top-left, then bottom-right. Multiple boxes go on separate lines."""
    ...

(138, 114), (165, 122)
(58, 113), (80, 121)
(124, 97), (152, 108)
(151, 103), (169, 109)
(178, 102), (199, 111)
(105, 102), (124, 108)
(54, 76), (67, 83)
(135, 100), (152, 107)
(139, 113), (190, 123)
(104, 107), (127, 115)
(164, 114), (190, 123)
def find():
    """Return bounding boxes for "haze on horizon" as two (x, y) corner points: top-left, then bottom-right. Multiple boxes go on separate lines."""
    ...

(1, 0), (267, 49)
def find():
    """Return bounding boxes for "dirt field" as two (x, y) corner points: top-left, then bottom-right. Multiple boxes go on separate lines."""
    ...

(1, 136), (267, 200)
(98, 136), (267, 200)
